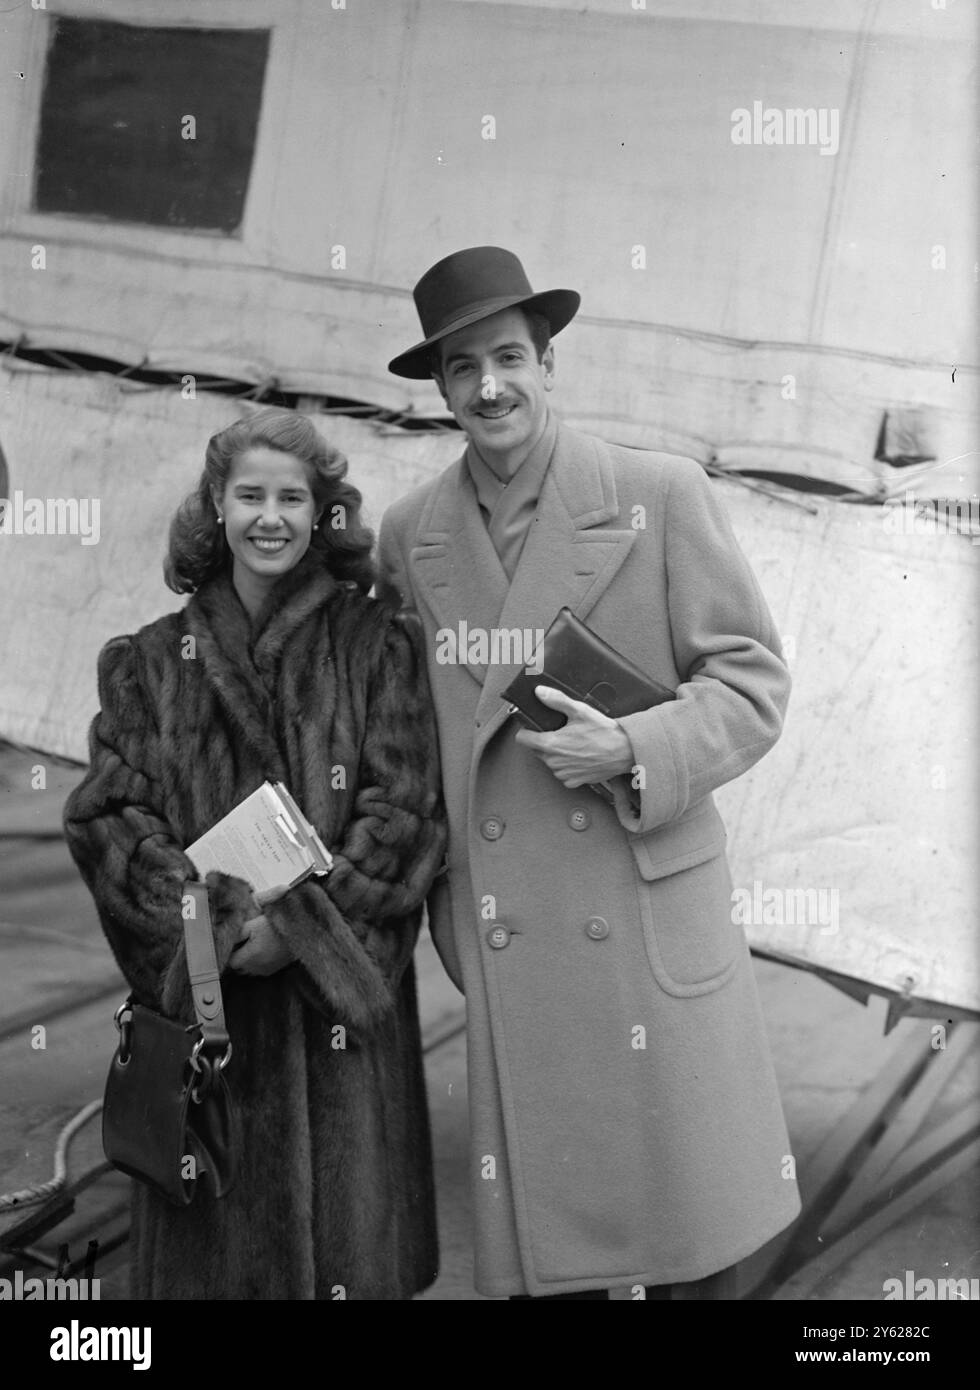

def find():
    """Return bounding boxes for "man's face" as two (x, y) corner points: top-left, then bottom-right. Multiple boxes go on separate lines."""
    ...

(434, 307), (554, 464)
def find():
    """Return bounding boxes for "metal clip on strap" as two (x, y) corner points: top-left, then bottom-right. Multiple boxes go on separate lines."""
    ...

(182, 881), (229, 1051)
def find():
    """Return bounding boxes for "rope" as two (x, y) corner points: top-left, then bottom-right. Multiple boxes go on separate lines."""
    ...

(702, 463), (821, 515)
(0, 1100), (102, 1212)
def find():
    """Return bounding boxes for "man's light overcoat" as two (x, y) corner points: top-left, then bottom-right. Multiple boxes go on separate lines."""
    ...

(380, 423), (801, 1297)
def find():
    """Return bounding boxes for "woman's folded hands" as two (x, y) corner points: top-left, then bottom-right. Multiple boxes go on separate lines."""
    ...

(229, 884), (295, 977)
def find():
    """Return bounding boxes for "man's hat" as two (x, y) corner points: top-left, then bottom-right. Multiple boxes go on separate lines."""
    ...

(387, 246), (581, 379)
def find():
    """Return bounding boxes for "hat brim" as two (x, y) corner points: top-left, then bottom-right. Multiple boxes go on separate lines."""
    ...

(388, 288), (581, 380)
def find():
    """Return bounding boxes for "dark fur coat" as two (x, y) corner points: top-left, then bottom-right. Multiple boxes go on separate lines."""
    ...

(63, 550), (447, 1300)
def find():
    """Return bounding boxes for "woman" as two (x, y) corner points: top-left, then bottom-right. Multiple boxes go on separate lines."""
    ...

(63, 408), (447, 1300)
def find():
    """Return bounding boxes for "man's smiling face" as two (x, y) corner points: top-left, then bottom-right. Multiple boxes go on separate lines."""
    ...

(433, 307), (555, 473)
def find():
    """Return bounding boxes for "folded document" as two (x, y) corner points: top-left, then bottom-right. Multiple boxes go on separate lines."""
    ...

(186, 781), (333, 897)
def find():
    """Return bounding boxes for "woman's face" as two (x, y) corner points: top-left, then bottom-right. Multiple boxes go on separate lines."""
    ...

(214, 447), (319, 589)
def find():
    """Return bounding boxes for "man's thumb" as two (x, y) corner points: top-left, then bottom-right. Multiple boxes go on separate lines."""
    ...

(534, 684), (577, 711)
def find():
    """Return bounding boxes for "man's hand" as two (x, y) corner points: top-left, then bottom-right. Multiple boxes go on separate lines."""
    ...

(229, 910), (294, 977)
(514, 685), (635, 787)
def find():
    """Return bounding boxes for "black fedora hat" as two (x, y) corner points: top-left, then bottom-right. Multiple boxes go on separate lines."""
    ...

(388, 246), (580, 379)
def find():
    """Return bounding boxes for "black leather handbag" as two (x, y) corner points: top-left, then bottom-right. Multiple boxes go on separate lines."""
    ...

(102, 881), (239, 1206)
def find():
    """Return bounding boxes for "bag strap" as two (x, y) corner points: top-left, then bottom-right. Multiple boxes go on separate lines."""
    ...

(182, 881), (229, 1051)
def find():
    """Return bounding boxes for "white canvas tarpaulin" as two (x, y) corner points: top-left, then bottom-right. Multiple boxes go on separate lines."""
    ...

(713, 491), (978, 1016)
(1, 0), (975, 491)
(0, 366), (460, 756)
(0, 367), (975, 1010)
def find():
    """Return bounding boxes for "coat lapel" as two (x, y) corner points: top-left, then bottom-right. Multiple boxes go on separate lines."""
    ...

(473, 426), (638, 750)
(408, 456), (510, 690)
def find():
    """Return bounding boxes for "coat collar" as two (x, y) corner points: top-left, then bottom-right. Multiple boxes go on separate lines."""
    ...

(184, 551), (339, 774)
(408, 423), (637, 752)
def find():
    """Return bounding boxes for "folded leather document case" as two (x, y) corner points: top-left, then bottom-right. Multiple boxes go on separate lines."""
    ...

(502, 606), (676, 732)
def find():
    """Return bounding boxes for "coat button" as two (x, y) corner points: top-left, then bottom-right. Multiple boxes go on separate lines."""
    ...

(568, 806), (591, 832)
(585, 916), (610, 941)
(487, 924), (510, 950)
(481, 817), (504, 840)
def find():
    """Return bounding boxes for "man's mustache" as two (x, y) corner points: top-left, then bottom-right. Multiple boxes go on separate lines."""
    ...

(468, 399), (519, 414)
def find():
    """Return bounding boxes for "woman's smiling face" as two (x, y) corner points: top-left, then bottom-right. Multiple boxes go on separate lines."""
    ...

(215, 447), (318, 593)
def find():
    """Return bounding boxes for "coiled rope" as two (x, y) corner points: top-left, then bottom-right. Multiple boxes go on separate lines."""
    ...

(0, 1099), (102, 1211)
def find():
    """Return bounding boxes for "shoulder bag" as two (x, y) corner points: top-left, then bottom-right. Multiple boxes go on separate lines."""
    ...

(102, 881), (239, 1206)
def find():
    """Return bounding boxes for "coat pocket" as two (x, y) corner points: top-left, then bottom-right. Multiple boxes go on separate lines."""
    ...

(633, 850), (741, 997)
(627, 799), (727, 881)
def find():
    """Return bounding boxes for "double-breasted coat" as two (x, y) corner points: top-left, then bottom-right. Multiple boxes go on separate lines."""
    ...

(63, 552), (447, 1299)
(379, 421), (802, 1297)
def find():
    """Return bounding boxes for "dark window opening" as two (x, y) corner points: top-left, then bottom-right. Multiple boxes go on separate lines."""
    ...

(34, 17), (269, 234)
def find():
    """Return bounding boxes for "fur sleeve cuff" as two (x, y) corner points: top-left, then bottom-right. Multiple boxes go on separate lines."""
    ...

(264, 879), (397, 1030)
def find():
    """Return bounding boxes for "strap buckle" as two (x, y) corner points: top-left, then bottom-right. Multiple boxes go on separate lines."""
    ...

(188, 1035), (233, 1101)
(113, 1000), (134, 1064)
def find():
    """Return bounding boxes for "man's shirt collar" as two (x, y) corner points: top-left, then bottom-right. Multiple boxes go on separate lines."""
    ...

(465, 411), (558, 521)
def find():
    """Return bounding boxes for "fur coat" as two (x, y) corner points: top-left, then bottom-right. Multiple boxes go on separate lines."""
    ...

(63, 550), (447, 1300)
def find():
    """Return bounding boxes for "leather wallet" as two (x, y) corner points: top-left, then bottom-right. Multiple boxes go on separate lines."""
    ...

(502, 607), (675, 732)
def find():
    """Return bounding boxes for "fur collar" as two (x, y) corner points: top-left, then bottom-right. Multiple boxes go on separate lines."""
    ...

(183, 551), (340, 776)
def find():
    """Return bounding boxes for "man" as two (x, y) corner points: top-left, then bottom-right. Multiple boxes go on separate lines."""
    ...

(379, 246), (801, 1300)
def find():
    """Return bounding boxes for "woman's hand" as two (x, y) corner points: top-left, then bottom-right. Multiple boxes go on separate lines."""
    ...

(253, 885), (289, 909)
(229, 910), (294, 976)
